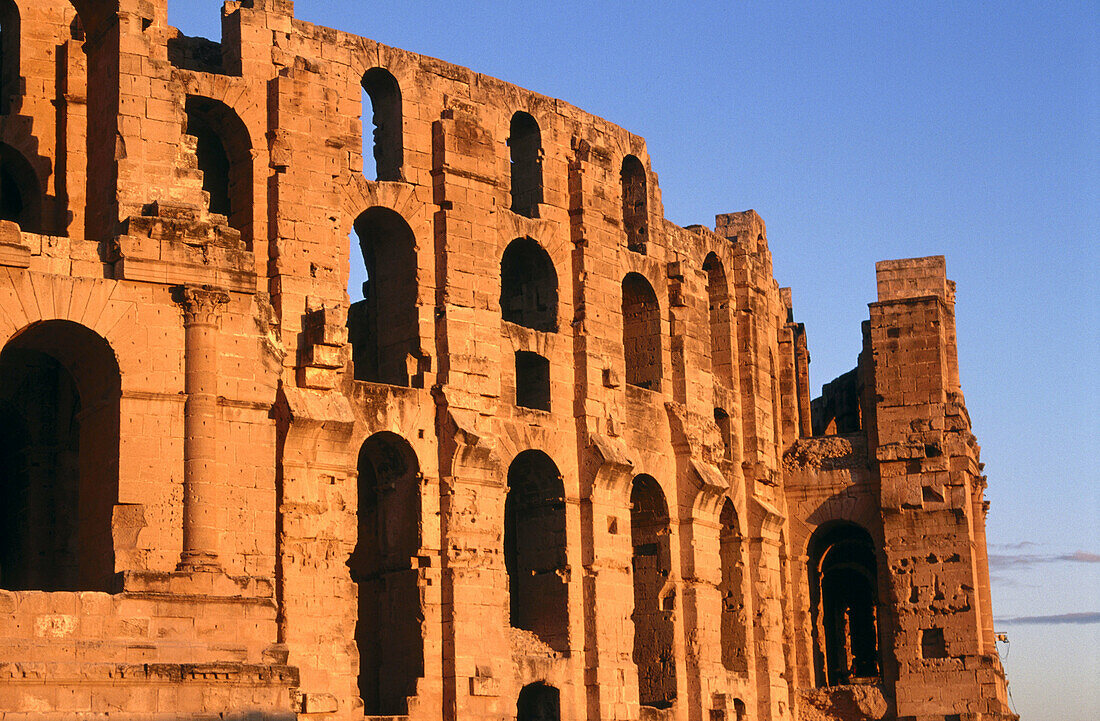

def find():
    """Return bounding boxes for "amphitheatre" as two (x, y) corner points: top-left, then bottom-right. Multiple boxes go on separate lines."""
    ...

(0, 1), (1016, 720)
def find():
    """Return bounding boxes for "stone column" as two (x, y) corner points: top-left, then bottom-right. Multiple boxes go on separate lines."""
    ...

(176, 285), (230, 572)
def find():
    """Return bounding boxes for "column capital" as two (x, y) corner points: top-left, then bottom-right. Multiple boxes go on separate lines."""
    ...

(175, 285), (230, 327)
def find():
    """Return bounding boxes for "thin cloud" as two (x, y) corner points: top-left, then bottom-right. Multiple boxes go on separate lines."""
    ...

(989, 541), (1041, 551)
(996, 612), (1100, 626)
(988, 550), (1100, 570)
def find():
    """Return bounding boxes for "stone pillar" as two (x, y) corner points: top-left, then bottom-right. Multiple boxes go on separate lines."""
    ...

(176, 285), (230, 572)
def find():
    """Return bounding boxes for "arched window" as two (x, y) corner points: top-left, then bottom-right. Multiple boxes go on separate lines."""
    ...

(719, 500), (748, 673)
(0, 142), (41, 232)
(185, 96), (254, 244)
(808, 523), (882, 686)
(0, 321), (120, 592)
(348, 207), (419, 386)
(622, 272), (661, 391)
(630, 474), (675, 709)
(505, 450), (568, 652)
(703, 253), (733, 386)
(508, 111), (542, 218)
(621, 154), (647, 253)
(500, 236), (557, 331)
(348, 432), (424, 715)
(362, 68), (403, 182)
(517, 682), (561, 721)
(0, 1), (20, 115)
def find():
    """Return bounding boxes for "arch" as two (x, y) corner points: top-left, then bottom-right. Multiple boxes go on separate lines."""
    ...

(703, 253), (734, 386)
(719, 499), (748, 673)
(66, 1), (111, 37)
(505, 450), (568, 651)
(621, 154), (647, 253)
(517, 682), (561, 721)
(808, 522), (882, 686)
(0, 141), (41, 232)
(622, 272), (661, 391)
(0, 1), (19, 115)
(362, 67), (403, 182)
(348, 431), (424, 715)
(348, 206), (419, 386)
(630, 474), (675, 708)
(508, 111), (543, 218)
(185, 96), (254, 244)
(500, 236), (558, 332)
(0, 320), (120, 592)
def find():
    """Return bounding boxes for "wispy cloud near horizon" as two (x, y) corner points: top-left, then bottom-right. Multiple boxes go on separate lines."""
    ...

(988, 549), (1100, 570)
(996, 612), (1100, 626)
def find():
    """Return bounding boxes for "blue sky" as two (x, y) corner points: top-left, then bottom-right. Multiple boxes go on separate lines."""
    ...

(171, 2), (1099, 718)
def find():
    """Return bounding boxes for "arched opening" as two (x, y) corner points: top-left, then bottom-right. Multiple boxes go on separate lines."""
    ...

(0, 1), (20, 115)
(719, 500), (748, 673)
(622, 272), (661, 391)
(347, 207), (419, 386)
(361, 67), (403, 182)
(508, 111), (542, 218)
(505, 450), (568, 652)
(630, 474), (675, 709)
(517, 682), (561, 721)
(0, 142), (41, 232)
(621, 154), (647, 253)
(808, 523), (882, 686)
(500, 236), (557, 331)
(185, 96), (254, 245)
(348, 432), (424, 715)
(703, 253), (733, 386)
(0, 321), (120, 592)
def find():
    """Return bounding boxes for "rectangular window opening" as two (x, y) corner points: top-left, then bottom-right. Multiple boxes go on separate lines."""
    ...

(515, 351), (551, 411)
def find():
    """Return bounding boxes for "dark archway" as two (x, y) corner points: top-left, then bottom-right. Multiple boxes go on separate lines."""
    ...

(621, 154), (647, 253)
(703, 253), (733, 386)
(0, 142), (41, 232)
(517, 682), (561, 721)
(508, 111), (542, 218)
(808, 522), (882, 686)
(185, 96), (254, 245)
(348, 432), (424, 715)
(362, 68), (403, 181)
(347, 207), (419, 386)
(630, 474), (675, 709)
(719, 500), (748, 673)
(505, 450), (568, 652)
(622, 272), (661, 391)
(500, 236), (557, 332)
(0, 1), (20, 115)
(0, 321), (120, 592)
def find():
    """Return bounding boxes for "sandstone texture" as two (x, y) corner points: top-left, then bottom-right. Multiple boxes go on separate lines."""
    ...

(0, 2), (1015, 720)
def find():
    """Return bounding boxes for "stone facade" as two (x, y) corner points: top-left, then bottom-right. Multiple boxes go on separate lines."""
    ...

(0, 2), (1015, 720)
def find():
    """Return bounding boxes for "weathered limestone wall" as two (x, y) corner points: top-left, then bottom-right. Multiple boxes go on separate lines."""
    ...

(0, 1), (1012, 720)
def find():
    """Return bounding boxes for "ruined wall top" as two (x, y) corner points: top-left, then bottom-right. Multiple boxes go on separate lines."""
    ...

(874, 255), (953, 304)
